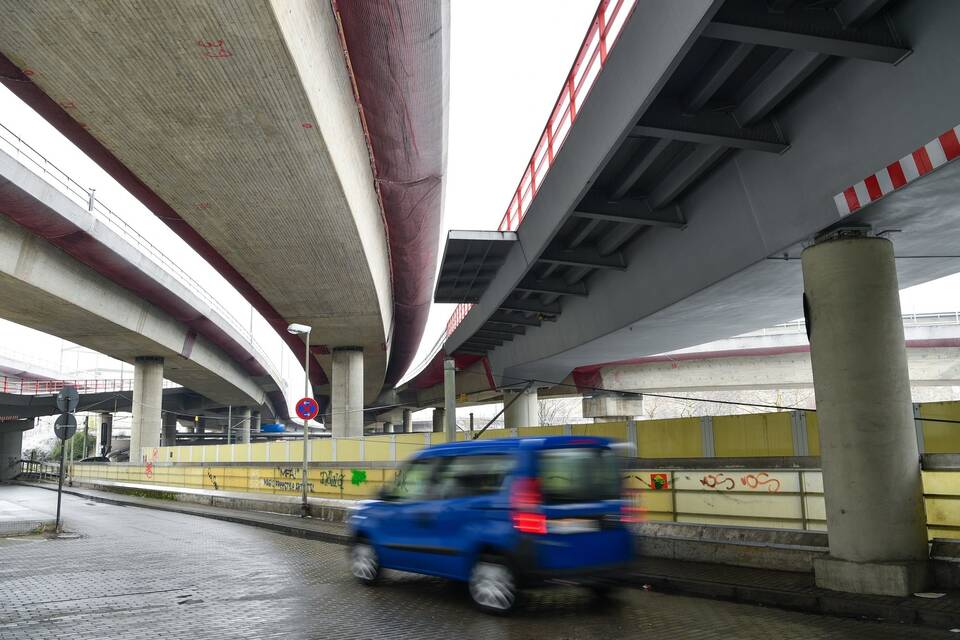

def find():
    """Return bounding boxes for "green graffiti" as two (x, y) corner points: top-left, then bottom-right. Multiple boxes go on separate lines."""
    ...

(350, 469), (367, 486)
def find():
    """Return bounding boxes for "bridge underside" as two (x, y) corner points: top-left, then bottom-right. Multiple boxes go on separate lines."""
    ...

(443, 0), (960, 389)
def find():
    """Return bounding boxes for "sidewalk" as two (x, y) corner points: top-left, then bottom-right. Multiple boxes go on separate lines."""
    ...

(20, 480), (960, 631)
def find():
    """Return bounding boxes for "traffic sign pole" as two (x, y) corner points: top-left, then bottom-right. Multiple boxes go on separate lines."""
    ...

(53, 386), (79, 533)
(55, 438), (66, 530)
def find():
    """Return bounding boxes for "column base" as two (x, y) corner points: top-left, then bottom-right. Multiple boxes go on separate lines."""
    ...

(813, 556), (930, 596)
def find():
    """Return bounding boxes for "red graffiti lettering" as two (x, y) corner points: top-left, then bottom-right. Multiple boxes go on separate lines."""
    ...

(699, 474), (735, 490)
(197, 39), (232, 59)
(740, 472), (781, 493)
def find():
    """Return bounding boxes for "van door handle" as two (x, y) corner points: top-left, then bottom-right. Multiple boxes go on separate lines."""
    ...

(414, 510), (434, 527)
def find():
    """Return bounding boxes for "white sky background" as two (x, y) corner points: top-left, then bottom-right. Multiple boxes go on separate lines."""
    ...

(2, 0), (960, 423)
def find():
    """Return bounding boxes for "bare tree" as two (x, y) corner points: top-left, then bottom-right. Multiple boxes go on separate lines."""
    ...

(538, 397), (579, 426)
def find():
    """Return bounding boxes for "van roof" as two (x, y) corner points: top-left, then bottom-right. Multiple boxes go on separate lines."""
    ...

(413, 435), (613, 458)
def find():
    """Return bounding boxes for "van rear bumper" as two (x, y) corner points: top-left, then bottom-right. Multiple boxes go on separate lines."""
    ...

(514, 536), (633, 586)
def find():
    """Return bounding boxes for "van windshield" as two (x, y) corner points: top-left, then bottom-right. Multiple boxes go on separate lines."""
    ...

(537, 447), (621, 504)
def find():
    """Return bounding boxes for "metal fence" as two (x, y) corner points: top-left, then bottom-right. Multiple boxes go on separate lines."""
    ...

(0, 376), (178, 395)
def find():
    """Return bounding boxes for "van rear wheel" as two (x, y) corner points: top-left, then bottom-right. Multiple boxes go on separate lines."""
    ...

(468, 555), (518, 614)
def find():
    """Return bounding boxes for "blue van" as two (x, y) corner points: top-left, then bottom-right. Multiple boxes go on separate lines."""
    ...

(347, 436), (634, 613)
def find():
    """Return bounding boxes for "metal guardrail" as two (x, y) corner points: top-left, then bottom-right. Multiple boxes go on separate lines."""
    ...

(446, 0), (638, 337)
(0, 376), (178, 395)
(742, 312), (960, 337)
(17, 459), (62, 481)
(0, 122), (280, 380)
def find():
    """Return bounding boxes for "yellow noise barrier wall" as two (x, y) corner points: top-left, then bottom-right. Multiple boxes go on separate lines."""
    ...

(69, 461), (960, 541)
(73, 403), (960, 538)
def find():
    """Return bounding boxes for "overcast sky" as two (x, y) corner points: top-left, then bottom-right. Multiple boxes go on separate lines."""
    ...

(1, 0), (959, 414)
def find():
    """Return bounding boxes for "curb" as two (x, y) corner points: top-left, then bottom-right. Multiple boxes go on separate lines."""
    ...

(631, 571), (959, 630)
(21, 481), (350, 546)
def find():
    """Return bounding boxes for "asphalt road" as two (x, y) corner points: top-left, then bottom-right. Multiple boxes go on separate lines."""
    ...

(0, 485), (951, 639)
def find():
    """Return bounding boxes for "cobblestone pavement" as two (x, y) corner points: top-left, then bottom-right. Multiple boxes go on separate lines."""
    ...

(0, 486), (953, 639)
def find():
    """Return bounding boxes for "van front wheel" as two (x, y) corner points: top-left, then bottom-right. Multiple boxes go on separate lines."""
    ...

(350, 540), (380, 585)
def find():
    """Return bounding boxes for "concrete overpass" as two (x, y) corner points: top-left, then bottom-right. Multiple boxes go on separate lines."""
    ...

(0, 0), (449, 437)
(0, 124), (288, 456)
(0, 347), (58, 380)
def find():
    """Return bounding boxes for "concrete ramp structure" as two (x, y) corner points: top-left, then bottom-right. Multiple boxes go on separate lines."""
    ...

(0, 0), (449, 438)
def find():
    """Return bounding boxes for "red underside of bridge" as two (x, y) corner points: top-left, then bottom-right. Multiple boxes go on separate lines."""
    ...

(0, 0), (444, 398)
(335, 0), (444, 387)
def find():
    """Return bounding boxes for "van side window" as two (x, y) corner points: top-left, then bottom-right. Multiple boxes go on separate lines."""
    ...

(434, 454), (514, 499)
(385, 458), (436, 501)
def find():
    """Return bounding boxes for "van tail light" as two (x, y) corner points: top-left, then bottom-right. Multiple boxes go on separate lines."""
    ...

(621, 493), (646, 523)
(510, 477), (547, 534)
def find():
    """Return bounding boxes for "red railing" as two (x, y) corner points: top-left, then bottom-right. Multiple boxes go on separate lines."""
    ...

(0, 376), (179, 395)
(447, 0), (637, 336)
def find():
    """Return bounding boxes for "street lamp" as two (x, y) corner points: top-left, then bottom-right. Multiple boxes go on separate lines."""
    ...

(287, 323), (312, 517)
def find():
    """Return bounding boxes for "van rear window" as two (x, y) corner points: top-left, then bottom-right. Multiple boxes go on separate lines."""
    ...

(537, 447), (620, 504)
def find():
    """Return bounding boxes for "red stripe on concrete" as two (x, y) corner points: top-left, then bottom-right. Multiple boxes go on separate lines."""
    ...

(940, 129), (960, 161)
(913, 147), (934, 176)
(864, 175), (882, 201)
(887, 161), (907, 189)
(843, 187), (860, 213)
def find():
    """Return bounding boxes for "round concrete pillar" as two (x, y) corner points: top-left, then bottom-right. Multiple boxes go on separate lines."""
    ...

(130, 356), (163, 463)
(431, 408), (445, 433)
(98, 412), (113, 455)
(504, 388), (539, 428)
(402, 409), (413, 433)
(802, 236), (928, 594)
(332, 347), (363, 438)
(237, 407), (252, 444)
(161, 411), (178, 447)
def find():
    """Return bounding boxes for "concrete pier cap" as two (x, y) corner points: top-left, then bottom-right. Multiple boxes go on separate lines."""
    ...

(802, 230), (930, 596)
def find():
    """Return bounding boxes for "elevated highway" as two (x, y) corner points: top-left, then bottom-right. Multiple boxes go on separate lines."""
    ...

(439, 0), (960, 385)
(0, 0), (448, 436)
(0, 122), (289, 455)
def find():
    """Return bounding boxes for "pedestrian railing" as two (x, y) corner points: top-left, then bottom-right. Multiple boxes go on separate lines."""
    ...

(18, 459), (61, 481)
(0, 376), (178, 395)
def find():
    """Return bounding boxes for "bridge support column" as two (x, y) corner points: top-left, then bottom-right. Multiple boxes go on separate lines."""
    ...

(331, 347), (363, 439)
(402, 409), (413, 433)
(432, 408), (445, 433)
(582, 392), (644, 423)
(161, 411), (177, 447)
(251, 411), (261, 436)
(130, 356), (163, 463)
(803, 235), (929, 596)
(443, 358), (456, 440)
(98, 412), (113, 455)
(237, 408), (252, 444)
(504, 388), (538, 428)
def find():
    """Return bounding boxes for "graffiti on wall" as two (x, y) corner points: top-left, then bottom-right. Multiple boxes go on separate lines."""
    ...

(740, 472), (781, 493)
(699, 472), (781, 493)
(350, 469), (367, 487)
(630, 473), (669, 490)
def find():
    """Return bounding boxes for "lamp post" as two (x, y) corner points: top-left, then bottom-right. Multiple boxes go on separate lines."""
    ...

(287, 323), (312, 517)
